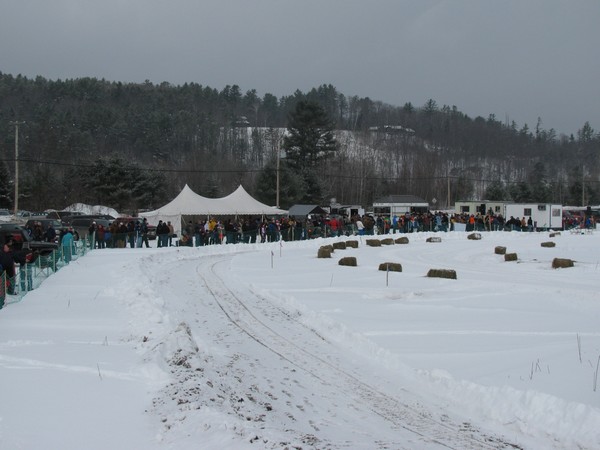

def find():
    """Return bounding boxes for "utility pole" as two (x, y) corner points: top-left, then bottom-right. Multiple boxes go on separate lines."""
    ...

(582, 165), (585, 207)
(447, 172), (451, 209)
(276, 145), (280, 209)
(275, 140), (285, 209)
(9, 121), (25, 216)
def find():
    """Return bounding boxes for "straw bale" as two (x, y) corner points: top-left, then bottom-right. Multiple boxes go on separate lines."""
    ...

(317, 247), (332, 258)
(426, 268), (457, 279)
(339, 256), (357, 267)
(552, 258), (574, 269)
(378, 262), (402, 272)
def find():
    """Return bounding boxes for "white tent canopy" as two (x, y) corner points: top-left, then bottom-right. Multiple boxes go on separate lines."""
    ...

(140, 184), (287, 235)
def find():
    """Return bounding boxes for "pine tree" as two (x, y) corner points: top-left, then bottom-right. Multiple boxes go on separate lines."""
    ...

(484, 180), (508, 201)
(283, 101), (337, 171)
(255, 158), (305, 209)
(282, 101), (337, 204)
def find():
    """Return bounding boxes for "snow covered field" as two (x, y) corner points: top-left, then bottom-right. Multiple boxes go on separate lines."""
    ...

(1, 230), (599, 449)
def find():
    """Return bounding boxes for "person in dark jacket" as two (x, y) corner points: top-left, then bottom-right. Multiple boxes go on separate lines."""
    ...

(157, 220), (170, 248)
(140, 218), (150, 248)
(0, 240), (16, 295)
(45, 224), (57, 243)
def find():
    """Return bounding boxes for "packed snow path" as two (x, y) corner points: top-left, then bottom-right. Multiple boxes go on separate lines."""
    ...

(146, 251), (521, 449)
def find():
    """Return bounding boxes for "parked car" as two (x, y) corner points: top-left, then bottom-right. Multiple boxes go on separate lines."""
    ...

(45, 211), (85, 225)
(0, 223), (58, 256)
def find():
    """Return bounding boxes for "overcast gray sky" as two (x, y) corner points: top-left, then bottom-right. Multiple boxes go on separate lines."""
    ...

(1, 0), (598, 136)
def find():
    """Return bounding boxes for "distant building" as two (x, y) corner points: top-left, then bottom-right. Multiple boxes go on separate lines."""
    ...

(233, 116), (250, 127)
(288, 204), (328, 219)
(334, 205), (364, 218)
(373, 195), (429, 220)
(454, 200), (509, 216)
(368, 125), (415, 134)
(504, 203), (563, 230)
(454, 201), (563, 229)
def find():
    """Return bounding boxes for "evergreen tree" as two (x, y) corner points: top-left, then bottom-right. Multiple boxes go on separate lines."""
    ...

(283, 100), (337, 170)
(80, 156), (166, 212)
(528, 162), (551, 202)
(255, 158), (304, 208)
(509, 181), (533, 202)
(282, 101), (337, 204)
(484, 180), (508, 200)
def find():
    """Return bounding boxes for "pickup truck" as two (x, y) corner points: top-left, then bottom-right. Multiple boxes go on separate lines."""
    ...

(0, 223), (59, 256)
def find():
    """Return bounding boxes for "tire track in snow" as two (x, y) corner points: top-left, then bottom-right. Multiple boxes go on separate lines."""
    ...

(196, 254), (522, 450)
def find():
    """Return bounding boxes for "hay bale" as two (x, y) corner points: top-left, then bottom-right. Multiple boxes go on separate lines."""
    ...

(552, 258), (574, 269)
(378, 262), (402, 272)
(541, 241), (556, 248)
(426, 237), (442, 243)
(549, 232), (561, 238)
(395, 237), (410, 244)
(366, 239), (382, 247)
(338, 256), (357, 267)
(494, 246), (507, 255)
(380, 238), (395, 245)
(426, 268), (457, 280)
(467, 233), (482, 240)
(504, 253), (518, 262)
(345, 240), (359, 249)
(317, 246), (332, 258)
(332, 241), (347, 250)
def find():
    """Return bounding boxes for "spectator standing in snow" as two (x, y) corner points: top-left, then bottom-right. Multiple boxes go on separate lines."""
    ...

(61, 228), (75, 264)
(140, 218), (150, 248)
(0, 240), (16, 295)
(168, 221), (175, 246)
(355, 218), (365, 236)
(45, 223), (57, 243)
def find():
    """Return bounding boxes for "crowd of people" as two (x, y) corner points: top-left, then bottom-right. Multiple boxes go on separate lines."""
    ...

(19, 209), (598, 254)
(4, 209), (594, 304)
(87, 219), (151, 249)
(87, 211), (595, 249)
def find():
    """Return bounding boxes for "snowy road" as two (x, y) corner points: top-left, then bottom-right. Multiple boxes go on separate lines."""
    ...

(144, 251), (521, 449)
(4, 232), (598, 449)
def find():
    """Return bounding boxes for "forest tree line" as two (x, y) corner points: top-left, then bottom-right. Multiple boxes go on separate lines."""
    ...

(0, 72), (598, 213)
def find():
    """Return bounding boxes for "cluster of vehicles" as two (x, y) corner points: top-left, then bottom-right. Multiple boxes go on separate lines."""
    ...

(0, 210), (156, 256)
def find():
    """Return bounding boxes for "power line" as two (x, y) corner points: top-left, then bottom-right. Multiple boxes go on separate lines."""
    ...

(1, 157), (599, 185)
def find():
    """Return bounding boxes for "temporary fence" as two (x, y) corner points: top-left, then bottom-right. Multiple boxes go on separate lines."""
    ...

(0, 239), (91, 309)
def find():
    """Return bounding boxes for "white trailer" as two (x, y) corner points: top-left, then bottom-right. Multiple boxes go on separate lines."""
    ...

(504, 203), (563, 230)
